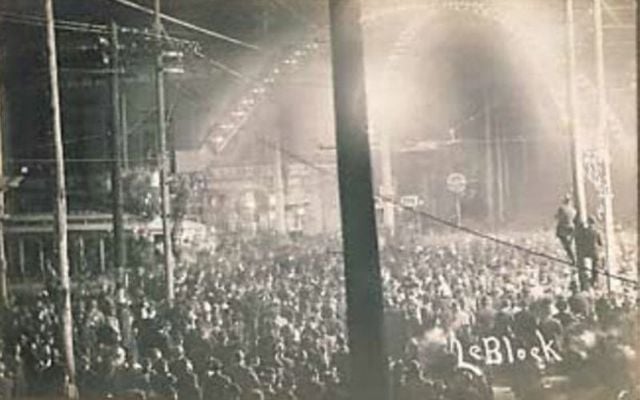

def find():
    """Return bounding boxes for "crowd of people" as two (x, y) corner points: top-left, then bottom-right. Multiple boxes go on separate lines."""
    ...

(0, 230), (636, 400)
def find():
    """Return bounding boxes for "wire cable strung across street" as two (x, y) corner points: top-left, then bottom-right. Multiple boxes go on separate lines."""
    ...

(0, 2), (636, 400)
(108, 0), (261, 51)
(0, 10), (108, 34)
(0, 11), (200, 47)
(254, 135), (639, 288)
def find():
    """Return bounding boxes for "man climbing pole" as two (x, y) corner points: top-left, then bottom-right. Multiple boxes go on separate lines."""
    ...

(555, 194), (577, 264)
(575, 216), (604, 288)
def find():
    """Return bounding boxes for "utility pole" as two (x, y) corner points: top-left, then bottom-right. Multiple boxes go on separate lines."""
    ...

(154, 0), (174, 305)
(565, 0), (589, 290)
(274, 130), (287, 234)
(380, 124), (395, 237)
(484, 93), (495, 227)
(495, 123), (505, 225)
(0, 50), (8, 309)
(593, 0), (615, 292)
(44, 0), (77, 396)
(121, 91), (129, 170)
(328, 1), (389, 400)
(110, 22), (126, 290)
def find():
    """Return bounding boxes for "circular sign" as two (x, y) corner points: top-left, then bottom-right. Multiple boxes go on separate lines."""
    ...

(446, 173), (467, 194)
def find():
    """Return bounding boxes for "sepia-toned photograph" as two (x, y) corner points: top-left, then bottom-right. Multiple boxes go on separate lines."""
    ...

(0, 0), (637, 399)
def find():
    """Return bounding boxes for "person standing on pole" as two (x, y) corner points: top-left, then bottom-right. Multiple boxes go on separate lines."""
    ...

(575, 216), (604, 288)
(555, 194), (577, 264)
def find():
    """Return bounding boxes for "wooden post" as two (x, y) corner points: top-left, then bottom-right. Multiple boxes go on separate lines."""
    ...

(121, 91), (129, 170)
(484, 93), (495, 227)
(154, 0), (175, 305)
(328, 1), (390, 399)
(39, 239), (46, 280)
(17, 238), (25, 279)
(0, 59), (8, 307)
(495, 125), (505, 224)
(44, 0), (77, 394)
(99, 237), (106, 274)
(593, 0), (615, 292)
(77, 235), (85, 275)
(565, 0), (589, 290)
(274, 130), (287, 234)
(110, 22), (126, 285)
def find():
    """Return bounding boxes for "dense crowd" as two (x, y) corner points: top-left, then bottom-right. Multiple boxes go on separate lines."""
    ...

(0, 231), (637, 400)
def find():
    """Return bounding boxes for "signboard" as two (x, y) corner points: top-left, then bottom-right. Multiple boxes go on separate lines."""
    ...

(400, 195), (419, 208)
(446, 172), (467, 194)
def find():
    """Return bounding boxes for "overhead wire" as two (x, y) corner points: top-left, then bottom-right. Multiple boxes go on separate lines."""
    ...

(29, 107), (158, 152)
(8, 157), (157, 164)
(251, 134), (638, 288)
(4, 6), (634, 286)
(0, 11), (198, 45)
(108, 0), (260, 51)
(0, 12), (108, 34)
(1, 11), (247, 85)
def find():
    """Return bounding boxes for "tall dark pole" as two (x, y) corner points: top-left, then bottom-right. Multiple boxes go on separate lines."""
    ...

(495, 125), (505, 224)
(0, 55), (8, 309)
(593, 0), (615, 293)
(328, 1), (389, 400)
(484, 92), (495, 227)
(111, 21), (126, 284)
(154, 0), (174, 305)
(274, 129), (287, 234)
(565, 0), (588, 290)
(121, 91), (129, 170)
(44, 0), (77, 396)
(637, 0), (640, 304)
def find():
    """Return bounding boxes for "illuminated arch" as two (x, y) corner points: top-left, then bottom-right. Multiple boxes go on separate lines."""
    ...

(204, 0), (626, 160)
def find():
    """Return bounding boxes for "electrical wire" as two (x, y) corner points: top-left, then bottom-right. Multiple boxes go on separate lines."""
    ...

(0, 13), (108, 34)
(8, 157), (158, 163)
(0, 11), (201, 49)
(30, 107), (157, 152)
(108, 0), (260, 51)
(251, 135), (638, 288)
(267, 0), (321, 30)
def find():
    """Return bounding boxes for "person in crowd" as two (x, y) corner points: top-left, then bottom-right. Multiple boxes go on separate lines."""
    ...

(0, 232), (634, 400)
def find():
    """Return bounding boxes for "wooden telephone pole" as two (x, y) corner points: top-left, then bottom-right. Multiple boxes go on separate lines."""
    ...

(593, 0), (616, 292)
(44, 0), (77, 396)
(274, 130), (287, 234)
(328, 0), (390, 399)
(484, 92), (496, 228)
(0, 50), (7, 309)
(565, 0), (589, 290)
(154, 0), (175, 305)
(111, 21), (126, 285)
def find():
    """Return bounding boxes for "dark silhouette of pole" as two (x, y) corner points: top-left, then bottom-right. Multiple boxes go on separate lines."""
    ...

(484, 92), (495, 228)
(327, 1), (390, 400)
(593, 0), (615, 293)
(44, 0), (77, 396)
(0, 60), (7, 309)
(565, 0), (588, 290)
(495, 117), (505, 225)
(110, 21), (126, 285)
(274, 129), (287, 234)
(121, 91), (129, 170)
(154, 0), (175, 305)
